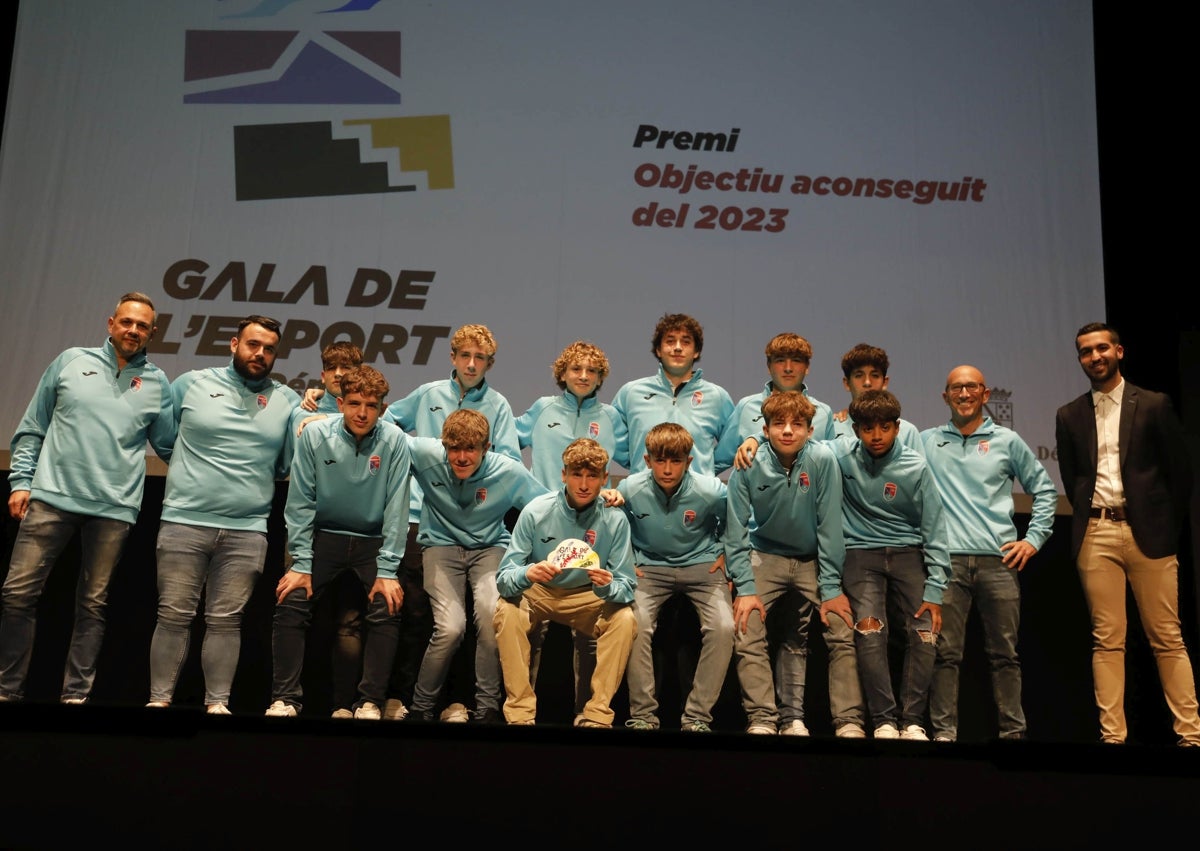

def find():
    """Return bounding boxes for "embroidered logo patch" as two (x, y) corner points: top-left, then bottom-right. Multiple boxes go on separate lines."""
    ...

(584, 529), (596, 547)
(257, 394), (268, 409)
(588, 421), (600, 438)
(690, 391), (703, 408)
(883, 482), (897, 501)
(977, 440), (990, 455)
(683, 509), (696, 525)
(130, 376), (142, 392)
(369, 455), (381, 475)
(476, 487), (487, 504)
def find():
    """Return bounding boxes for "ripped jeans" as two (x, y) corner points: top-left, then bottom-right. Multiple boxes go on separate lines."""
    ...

(843, 547), (937, 731)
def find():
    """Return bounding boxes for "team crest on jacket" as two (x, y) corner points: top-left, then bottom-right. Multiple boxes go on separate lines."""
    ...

(977, 440), (990, 456)
(476, 488), (488, 504)
(690, 391), (703, 408)
(584, 529), (596, 546)
(683, 509), (696, 525)
(883, 482), (897, 501)
(256, 394), (268, 409)
(798, 471), (810, 491)
(588, 421), (600, 438)
(369, 455), (381, 475)
(129, 376), (142, 392)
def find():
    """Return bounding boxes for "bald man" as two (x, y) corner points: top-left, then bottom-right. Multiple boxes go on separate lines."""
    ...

(920, 365), (1057, 742)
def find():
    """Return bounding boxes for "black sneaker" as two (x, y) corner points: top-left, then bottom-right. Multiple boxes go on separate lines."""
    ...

(470, 708), (503, 725)
(407, 709), (437, 723)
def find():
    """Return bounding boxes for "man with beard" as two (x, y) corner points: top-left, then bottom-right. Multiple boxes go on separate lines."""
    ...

(1055, 322), (1200, 746)
(0, 293), (175, 704)
(145, 315), (301, 714)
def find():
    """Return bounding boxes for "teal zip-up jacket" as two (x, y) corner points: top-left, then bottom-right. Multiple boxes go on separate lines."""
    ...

(285, 416), (411, 579)
(920, 417), (1057, 555)
(497, 490), (636, 604)
(382, 372), (520, 523)
(516, 390), (628, 488)
(9, 339), (175, 524)
(616, 468), (725, 567)
(833, 415), (925, 455)
(831, 435), (951, 605)
(409, 436), (548, 549)
(725, 439), (845, 601)
(161, 364), (301, 532)
(612, 366), (735, 476)
(717, 381), (836, 462)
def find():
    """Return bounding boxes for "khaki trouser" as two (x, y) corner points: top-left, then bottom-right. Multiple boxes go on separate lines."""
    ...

(493, 584), (635, 725)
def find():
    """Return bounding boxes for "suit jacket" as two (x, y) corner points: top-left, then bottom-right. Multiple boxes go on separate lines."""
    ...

(1055, 380), (1192, 559)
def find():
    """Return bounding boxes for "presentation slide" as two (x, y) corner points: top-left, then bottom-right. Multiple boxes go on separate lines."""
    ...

(0, 1), (1103, 486)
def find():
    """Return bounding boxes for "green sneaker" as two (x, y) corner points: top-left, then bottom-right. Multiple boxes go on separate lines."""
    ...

(682, 721), (713, 733)
(624, 718), (657, 731)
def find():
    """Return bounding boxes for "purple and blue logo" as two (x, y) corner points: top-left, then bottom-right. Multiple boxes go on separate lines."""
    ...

(184, 7), (453, 201)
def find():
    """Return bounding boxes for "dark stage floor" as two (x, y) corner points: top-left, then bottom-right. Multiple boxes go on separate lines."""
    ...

(1, 700), (1197, 849)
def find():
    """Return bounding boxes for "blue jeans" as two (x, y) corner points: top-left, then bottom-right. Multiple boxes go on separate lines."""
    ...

(733, 551), (864, 729)
(411, 545), (503, 713)
(148, 521), (267, 706)
(626, 562), (734, 727)
(929, 554), (1025, 740)
(271, 532), (399, 712)
(0, 501), (131, 701)
(843, 547), (936, 730)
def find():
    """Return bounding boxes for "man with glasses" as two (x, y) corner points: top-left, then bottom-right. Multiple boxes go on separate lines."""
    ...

(922, 365), (1057, 741)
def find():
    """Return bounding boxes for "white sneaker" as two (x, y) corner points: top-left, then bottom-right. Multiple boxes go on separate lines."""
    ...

(874, 723), (900, 739)
(145, 701), (169, 708)
(746, 722), (777, 735)
(354, 701), (382, 720)
(265, 700), (296, 718)
(900, 725), (929, 741)
(933, 735), (954, 743)
(61, 697), (87, 705)
(331, 708), (354, 719)
(382, 698), (409, 721)
(439, 702), (470, 723)
(836, 722), (867, 739)
(206, 704), (231, 715)
(779, 719), (810, 736)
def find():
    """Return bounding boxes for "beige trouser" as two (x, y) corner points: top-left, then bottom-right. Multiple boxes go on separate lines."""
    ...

(493, 584), (635, 725)
(1077, 516), (1200, 744)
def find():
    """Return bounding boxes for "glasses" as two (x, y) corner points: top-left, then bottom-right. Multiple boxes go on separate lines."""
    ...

(947, 382), (985, 395)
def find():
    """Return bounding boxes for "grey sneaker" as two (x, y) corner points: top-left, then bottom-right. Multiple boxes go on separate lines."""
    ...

(746, 722), (777, 735)
(574, 717), (610, 729)
(681, 720), (712, 733)
(836, 722), (867, 739)
(779, 719), (810, 736)
(440, 702), (470, 723)
(382, 698), (409, 721)
(354, 702), (382, 720)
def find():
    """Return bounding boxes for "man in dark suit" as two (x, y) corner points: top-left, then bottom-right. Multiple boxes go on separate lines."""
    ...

(1055, 321), (1200, 746)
